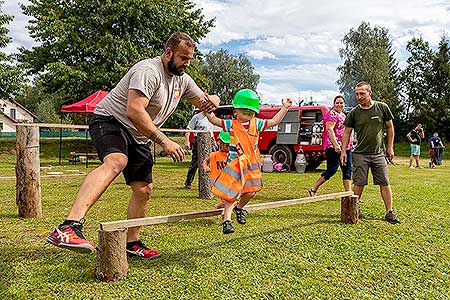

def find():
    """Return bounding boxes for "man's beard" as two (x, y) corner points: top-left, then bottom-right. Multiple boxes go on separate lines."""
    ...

(168, 57), (186, 76)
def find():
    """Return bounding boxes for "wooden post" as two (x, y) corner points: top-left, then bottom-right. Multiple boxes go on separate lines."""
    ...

(340, 195), (359, 224)
(15, 125), (42, 218)
(95, 228), (128, 282)
(197, 131), (213, 199)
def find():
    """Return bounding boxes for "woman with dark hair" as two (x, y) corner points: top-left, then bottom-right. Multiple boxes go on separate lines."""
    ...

(308, 95), (353, 196)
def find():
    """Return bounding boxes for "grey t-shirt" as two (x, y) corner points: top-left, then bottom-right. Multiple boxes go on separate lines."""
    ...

(344, 101), (393, 154)
(94, 56), (203, 144)
(187, 112), (215, 136)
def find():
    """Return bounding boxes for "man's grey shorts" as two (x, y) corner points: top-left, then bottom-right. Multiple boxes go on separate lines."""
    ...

(352, 153), (390, 186)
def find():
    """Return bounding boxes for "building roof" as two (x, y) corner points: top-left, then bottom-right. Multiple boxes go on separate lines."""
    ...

(1, 98), (37, 118)
(0, 112), (19, 124)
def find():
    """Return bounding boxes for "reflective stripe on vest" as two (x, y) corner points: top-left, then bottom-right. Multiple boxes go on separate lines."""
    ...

(212, 118), (262, 200)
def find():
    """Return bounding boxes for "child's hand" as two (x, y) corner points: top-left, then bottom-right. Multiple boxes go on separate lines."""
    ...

(282, 98), (293, 108)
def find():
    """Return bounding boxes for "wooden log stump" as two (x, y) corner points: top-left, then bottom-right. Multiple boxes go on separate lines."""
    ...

(197, 131), (213, 199)
(340, 195), (359, 224)
(95, 229), (128, 282)
(15, 125), (42, 218)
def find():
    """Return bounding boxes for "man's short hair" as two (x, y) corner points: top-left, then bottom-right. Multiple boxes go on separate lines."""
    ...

(356, 81), (372, 93)
(164, 32), (196, 52)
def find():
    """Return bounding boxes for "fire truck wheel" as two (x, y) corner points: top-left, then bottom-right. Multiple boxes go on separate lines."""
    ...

(269, 145), (293, 167)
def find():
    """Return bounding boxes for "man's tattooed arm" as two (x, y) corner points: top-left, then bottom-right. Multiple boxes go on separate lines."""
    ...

(148, 129), (169, 145)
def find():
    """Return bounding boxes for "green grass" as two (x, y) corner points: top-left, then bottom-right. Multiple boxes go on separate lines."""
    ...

(1, 139), (449, 299)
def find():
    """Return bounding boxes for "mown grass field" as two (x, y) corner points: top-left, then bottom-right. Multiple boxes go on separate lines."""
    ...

(0, 138), (449, 299)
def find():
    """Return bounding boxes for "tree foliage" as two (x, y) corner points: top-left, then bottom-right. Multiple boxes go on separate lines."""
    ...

(401, 36), (450, 139)
(0, 1), (27, 99)
(18, 0), (214, 117)
(336, 21), (401, 118)
(198, 49), (260, 104)
(15, 82), (69, 123)
(399, 38), (434, 124)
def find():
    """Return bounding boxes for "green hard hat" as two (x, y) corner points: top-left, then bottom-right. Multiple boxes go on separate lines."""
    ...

(232, 89), (260, 113)
(218, 131), (230, 143)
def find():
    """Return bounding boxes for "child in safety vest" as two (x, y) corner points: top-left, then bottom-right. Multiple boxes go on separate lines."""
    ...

(205, 89), (292, 234)
(202, 131), (230, 210)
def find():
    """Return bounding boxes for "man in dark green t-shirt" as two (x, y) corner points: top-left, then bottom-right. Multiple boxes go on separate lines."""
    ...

(341, 81), (400, 224)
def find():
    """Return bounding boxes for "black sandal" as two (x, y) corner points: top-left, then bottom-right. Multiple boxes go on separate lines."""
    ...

(308, 188), (317, 197)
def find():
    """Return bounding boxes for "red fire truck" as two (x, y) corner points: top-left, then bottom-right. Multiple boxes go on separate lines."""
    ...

(208, 104), (330, 170)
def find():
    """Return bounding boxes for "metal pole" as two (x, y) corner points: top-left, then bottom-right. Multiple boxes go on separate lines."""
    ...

(85, 115), (88, 168)
(58, 114), (63, 165)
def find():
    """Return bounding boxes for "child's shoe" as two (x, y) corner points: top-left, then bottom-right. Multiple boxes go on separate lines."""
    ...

(233, 207), (247, 224)
(222, 220), (235, 234)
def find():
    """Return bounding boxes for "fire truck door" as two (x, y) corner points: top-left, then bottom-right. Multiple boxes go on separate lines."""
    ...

(276, 110), (299, 144)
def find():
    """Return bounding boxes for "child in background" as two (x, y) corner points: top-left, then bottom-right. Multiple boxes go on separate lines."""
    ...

(206, 89), (292, 234)
(202, 131), (230, 209)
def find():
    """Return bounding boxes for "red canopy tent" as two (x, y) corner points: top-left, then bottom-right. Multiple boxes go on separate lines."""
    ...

(61, 90), (109, 114)
(58, 90), (109, 166)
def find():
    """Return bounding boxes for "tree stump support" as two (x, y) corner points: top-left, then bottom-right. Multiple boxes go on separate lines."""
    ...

(15, 125), (42, 218)
(197, 131), (213, 199)
(340, 195), (359, 224)
(95, 228), (128, 282)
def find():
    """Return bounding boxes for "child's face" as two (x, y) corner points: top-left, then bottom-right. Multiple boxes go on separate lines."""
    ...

(234, 108), (255, 122)
(219, 141), (229, 152)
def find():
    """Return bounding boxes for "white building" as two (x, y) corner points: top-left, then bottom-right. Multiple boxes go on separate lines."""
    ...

(0, 98), (36, 133)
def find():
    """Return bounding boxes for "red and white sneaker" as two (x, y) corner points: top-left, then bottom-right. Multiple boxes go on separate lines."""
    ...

(46, 219), (95, 253)
(126, 240), (160, 259)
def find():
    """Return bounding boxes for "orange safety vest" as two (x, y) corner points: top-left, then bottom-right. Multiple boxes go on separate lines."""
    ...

(211, 118), (262, 201)
(209, 151), (229, 181)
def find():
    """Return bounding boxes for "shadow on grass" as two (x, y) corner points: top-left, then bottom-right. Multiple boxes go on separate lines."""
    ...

(258, 211), (340, 220)
(0, 245), (95, 288)
(0, 213), (19, 220)
(129, 213), (341, 272)
(0, 212), (380, 285)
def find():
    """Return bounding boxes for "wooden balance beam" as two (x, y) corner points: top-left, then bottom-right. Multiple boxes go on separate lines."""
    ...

(95, 191), (359, 282)
(100, 191), (355, 231)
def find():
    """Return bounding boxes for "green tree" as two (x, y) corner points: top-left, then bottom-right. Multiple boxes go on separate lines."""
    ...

(400, 38), (434, 128)
(429, 36), (450, 138)
(18, 0), (214, 124)
(0, 1), (27, 99)
(336, 22), (401, 119)
(401, 36), (450, 139)
(15, 82), (68, 123)
(198, 49), (260, 104)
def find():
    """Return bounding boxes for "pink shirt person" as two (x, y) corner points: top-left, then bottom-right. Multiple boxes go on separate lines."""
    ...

(322, 109), (353, 150)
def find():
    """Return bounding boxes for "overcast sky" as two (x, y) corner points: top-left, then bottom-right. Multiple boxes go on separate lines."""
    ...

(3, 0), (450, 105)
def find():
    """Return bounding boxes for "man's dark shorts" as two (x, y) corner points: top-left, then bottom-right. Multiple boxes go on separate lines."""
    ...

(89, 114), (153, 185)
(352, 153), (389, 186)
